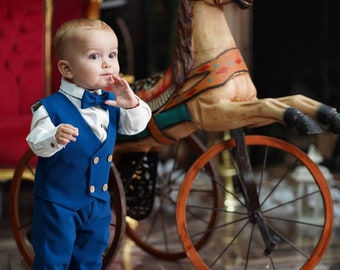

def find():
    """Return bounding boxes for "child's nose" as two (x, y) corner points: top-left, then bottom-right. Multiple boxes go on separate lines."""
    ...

(102, 60), (112, 68)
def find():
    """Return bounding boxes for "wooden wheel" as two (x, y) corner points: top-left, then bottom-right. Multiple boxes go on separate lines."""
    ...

(9, 149), (126, 269)
(177, 135), (334, 269)
(124, 133), (220, 260)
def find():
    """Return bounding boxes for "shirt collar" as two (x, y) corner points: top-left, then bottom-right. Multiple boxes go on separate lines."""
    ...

(59, 77), (103, 99)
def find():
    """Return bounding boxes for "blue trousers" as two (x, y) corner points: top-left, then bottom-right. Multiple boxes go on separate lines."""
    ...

(32, 197), (111, 270)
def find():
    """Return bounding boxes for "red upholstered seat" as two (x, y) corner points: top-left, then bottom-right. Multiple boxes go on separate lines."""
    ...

(0, 0), (100, 169)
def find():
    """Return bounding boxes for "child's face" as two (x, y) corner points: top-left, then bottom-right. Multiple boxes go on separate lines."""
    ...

(62, 29), (120, 90)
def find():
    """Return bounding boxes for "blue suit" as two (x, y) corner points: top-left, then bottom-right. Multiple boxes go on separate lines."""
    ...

(32, 92), (120, 269)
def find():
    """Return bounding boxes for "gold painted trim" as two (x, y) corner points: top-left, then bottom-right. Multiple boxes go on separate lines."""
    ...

(45, 0), (53, 96)
(0, 168), (34, 182)
(85, 0), (102, 19)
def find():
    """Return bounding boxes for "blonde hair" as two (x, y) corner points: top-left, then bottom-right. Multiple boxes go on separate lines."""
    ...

(54, 18), (113, 60)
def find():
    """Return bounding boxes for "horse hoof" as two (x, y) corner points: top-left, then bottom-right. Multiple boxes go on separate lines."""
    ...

(284, 108), (324, 135)
(316, 105), (340, 134)
(328, 113), (340, 133)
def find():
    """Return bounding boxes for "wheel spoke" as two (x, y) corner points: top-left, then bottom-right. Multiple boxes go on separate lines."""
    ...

(126, 134), (219, 260)
(177, 135), (333, 269)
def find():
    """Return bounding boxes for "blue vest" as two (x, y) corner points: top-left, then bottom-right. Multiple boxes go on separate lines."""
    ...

(34, 92), (120, 210)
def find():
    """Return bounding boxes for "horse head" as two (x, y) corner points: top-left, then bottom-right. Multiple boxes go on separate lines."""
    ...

(133, 0), (257, 113)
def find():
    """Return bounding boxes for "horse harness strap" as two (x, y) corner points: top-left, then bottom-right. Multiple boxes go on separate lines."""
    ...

(147, 117), (177, 144)
(163, 48), (249, 111)
(145, 48), (247, 144)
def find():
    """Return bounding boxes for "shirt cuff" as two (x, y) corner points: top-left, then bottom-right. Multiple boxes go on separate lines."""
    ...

(27, 126), (65, 157)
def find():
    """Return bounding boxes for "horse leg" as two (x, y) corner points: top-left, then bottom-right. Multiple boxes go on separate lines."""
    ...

(188, 96), (323, 134)
(276, 95), (340, 133)
(250, 99), (323, 134)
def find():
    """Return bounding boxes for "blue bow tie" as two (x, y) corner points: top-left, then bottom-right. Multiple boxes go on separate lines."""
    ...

(81, 91), (114, 110)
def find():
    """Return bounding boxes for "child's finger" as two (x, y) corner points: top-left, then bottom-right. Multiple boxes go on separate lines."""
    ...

(104, 100), (118, 107)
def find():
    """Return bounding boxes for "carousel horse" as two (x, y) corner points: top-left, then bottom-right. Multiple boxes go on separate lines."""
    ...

(114, 0), (340, 154)
(114, 0), (338, 259)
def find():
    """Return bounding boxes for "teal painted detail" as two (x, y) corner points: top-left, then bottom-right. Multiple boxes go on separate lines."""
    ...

(117, 103), (193, 142)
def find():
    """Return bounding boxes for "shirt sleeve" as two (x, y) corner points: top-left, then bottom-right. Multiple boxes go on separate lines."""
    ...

(26, 104), (65, 157)
(118, 96), (152, 135)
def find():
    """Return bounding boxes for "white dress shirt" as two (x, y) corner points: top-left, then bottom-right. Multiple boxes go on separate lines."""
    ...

(26, 78), (151, 157)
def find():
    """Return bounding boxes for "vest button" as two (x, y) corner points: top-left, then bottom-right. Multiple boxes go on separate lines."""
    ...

(107, 154), (113, 162)
(50, 142), (55, 148)
(93, 156), (100, 164)
(102, 184), (108, 191)
(89, 185), (95, 193)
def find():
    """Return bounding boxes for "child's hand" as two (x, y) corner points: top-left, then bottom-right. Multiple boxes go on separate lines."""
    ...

(55, 124), (79, 145)
(105, 75), (139, 109)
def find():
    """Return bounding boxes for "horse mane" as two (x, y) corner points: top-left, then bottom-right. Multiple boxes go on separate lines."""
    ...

(172, 0), (194, 89)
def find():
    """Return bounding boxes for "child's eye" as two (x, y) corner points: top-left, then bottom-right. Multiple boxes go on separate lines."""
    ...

(109, 52), (117, 59)
(89, 53), (100, 60)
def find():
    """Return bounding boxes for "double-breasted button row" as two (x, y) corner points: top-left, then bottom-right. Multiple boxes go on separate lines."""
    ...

(92, 154), (113, 165)
(89, 184), (108, 193)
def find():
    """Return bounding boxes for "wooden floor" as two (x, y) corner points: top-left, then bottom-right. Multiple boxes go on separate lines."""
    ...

(1, 180), (340, 270)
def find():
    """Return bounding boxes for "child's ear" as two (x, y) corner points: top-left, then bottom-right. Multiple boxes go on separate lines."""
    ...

(57, 60), (73, 79)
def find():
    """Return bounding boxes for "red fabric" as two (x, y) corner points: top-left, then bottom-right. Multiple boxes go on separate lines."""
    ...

(0, 0), (45, 116)
(0, 0), (45, 166)
(0, 0), (89, 167)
